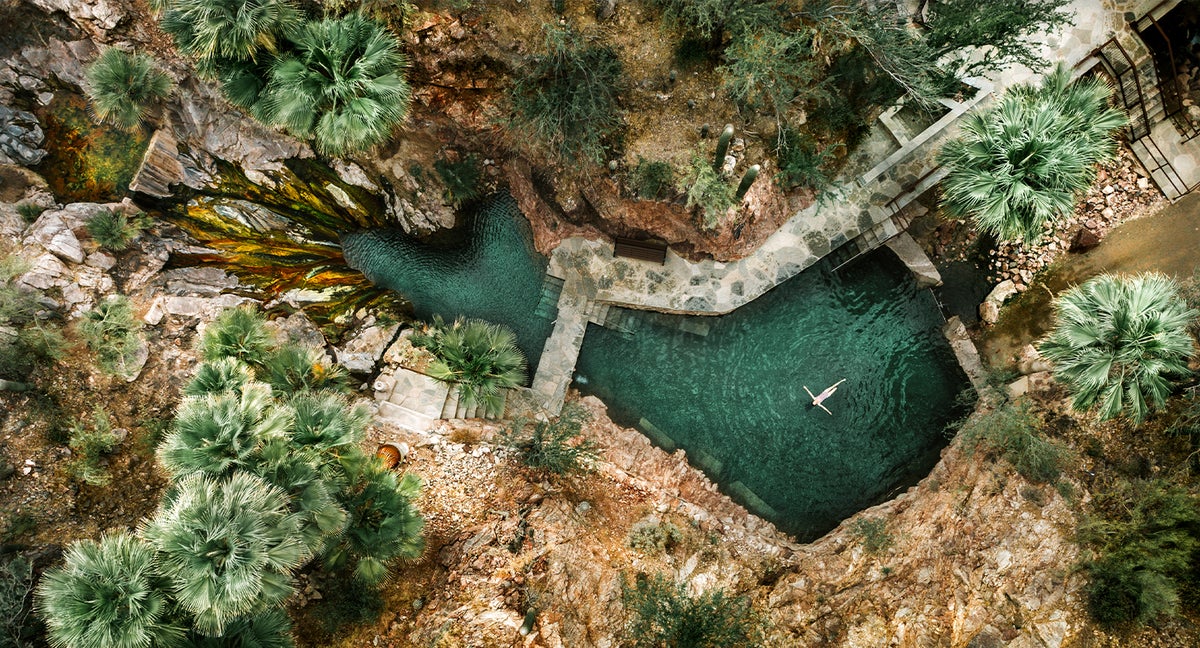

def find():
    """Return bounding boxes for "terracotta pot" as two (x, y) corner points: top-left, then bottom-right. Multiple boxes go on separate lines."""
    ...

(375, 442), (408, 469)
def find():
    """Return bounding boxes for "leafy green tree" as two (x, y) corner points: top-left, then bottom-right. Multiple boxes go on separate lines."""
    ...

(501, 402), (599, 477)
(159, 0), (302, 63)
(938, 65), (1127, 242)
(85, 48), (174, 130)
(0, 256), (65, 388)
(36, 532), (184, 648)
(79, 295), (144, 378)
(622, 573), (765, 647)
(504, 26), (624, 164)
(158, 382), (290, 478)
(259, 13), (411, 156)
(411, 316), (527, 417)
(140, 472), (307, 636)
(921, 0), (1073, 80)
(197, 307), (273, 367)
(329, 455), (425, 584)
(1039, 274), (1196, 424)
(261, 344), (349, 395)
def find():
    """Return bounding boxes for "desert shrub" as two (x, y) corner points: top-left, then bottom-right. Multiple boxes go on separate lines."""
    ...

(78, 295), (143, 377)
(850, 517), (892, 554)
(1079, 479), (1200, 627)
(774, 126), (835, 192)
(434, 154), (482, 206)
(0, 554), (36, 648)
(719, 28), (827, 124)
(198, 306), (274, 367)
(85, 47), (174, 130)
(261, 344), (349, 395)
(628, 518), (683, 555)
(0, 256), (65, 384)
(411, 316), (526, 417)
(650, 0), (779, 41)
(66, 407), (120, 486)
(86, 209), (149, 252)
(501, 402), (598, 477)
(959, 403), (1069, 485)
(680, 151), (735, 229)
(622, 573), (765, 647)
(505, 25), (624, 164)
(630, 157), (674, 200)
(15, 203), (44, 224)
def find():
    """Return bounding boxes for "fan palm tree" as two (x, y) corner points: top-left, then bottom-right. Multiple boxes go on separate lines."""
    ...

(328, 453), (424, 584)
(938, 64), (1127, 243)
(185, 607), (294, 648)
(184, 358), (254, 397)
(414, 316), (527, 417)
(258, 13), (411, 156)
(140, 472), (307, 636)
(286, 391), (368, 450)
(158, 382), (290, 478)
(85, 48), (174, 130)
(1038, 273), (1197, 423)
(159, 0), (302, 63)
(253, 440), (349, 556)
(36, 532), (184, 648)
(261, 344), (350, 395)
(197, 307), (274, 367)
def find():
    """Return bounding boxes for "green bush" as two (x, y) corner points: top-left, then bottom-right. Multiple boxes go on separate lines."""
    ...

(434, 154), (483, 206)
(184, 357), (255, 396)
(329, 455), (426, 584)
(85, 48), (173, 130)
(258, 13), (412, 156)
(505, 26), (624, 164)
(198, 306), (274, 367)
(1079, 479), (1200, 627)
(78, 295), (143, 378)
(501, 402), (599, 477)
(681, 151), (735, 229)
(15, 203), (45, 224)
(622, 573), (765, 647)
(86, 209), (149, 251)
(719, 28), (827, 123)
(66, 408), (120, 486)
(0, 554), (36, 648)
(959, 403), (1069, 485)
(158, 382), (289, 479)
(650, 0), (779, 40)
(630, 157), (674, 200)
(628, 518), (683, 555)
(850, 517), (892, 554)
(0, 266), (65, 384)
(160, 0), (302, 63)
(411, 316), (527, 417)
(774, 126), (835, 192)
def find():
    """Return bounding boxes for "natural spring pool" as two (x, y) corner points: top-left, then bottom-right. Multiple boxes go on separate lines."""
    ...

(343, 195), (970, 540)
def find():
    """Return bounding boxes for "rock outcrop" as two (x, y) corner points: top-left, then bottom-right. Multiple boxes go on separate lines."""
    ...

(0, 106), (46, 167)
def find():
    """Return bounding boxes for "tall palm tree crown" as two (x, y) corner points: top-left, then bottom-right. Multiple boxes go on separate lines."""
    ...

(938, 64), (1127, 242)
(260, 13), (411, 156)
(1038, 273), (1196, 423)
(36, 532), (183, 648)
(159, 0), (302, 63)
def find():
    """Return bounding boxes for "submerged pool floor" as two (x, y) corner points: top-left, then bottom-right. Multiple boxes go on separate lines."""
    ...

(344, 196), (970, 540)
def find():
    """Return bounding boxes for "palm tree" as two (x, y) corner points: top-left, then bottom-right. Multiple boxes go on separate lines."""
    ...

(36, 532), (184, 648)
(938, 64), (1127, 243)
(158, 382), (290, 478)
(328, 453), (424, 584)
(159, 0), (302, 63)
(286, 391), (368, 450)
(261, 344), (350, 395)
(1038, 273), (1196, 423)
(253, 440), (349, 556)
(197, 307), (274, 367)
(85, 48), (174, 130)
(259, 14), (411, 156)
(184, 358), (254, 396)
(185, 608), (294, 648)
(140, 472), (307, 636)
(413, 316), (527, 417)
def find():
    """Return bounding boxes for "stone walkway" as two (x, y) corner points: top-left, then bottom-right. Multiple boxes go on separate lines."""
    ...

(530, 0), (1177, 413)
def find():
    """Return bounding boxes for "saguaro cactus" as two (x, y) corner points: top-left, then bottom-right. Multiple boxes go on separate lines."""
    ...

(713, 124), (734, 173)
(735, 164), (760, 200)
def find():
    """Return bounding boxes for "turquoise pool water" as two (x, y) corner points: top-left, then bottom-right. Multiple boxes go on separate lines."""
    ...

(344, 196), (970, 540)
(574, 252), (969, 539)
(341, 196), (556, 371)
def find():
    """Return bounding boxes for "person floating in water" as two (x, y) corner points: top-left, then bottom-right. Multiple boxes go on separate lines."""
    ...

(803, 379), (846, 415)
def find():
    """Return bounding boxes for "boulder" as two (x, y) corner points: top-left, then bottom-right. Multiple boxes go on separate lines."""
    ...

(161, 266), (240, 296)
(29, 0), (124, 31)
(0, 105), (46, 166)
(1070, 228), (1101, 252)
(979, 279), (1018, 324)
(163, 294), (257, 319)
(884, 232), (942, 289)
(266, 310), (328, 351)
(17, 252), (69, 291)
(979, 299), (1001, 325)
(335, 321), (401, 373)
(24, 211), (84, 264)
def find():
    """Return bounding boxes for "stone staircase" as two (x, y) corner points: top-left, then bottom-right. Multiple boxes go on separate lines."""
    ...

(373, 366), (512, 432)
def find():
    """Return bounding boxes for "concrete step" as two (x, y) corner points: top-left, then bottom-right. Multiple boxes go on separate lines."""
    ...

(377, 401), (437, 433)
(585, 301), (610, 325)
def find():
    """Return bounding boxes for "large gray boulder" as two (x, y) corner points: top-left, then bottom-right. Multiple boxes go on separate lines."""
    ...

(0, 105), (46, 167)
